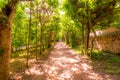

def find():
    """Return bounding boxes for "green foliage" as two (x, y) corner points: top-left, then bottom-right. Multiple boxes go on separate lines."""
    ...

(0, 0), (8, 10)
(11, 0), (120, 56)
(11, 0), (61, 53)
(91, 50), (120, 74)
(91, 50), (120, 64)
(48, 0), (58, 8)
(12, 3), (29, 48)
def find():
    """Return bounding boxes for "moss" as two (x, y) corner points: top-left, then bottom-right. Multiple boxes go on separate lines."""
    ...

(0, 14), (9, 27)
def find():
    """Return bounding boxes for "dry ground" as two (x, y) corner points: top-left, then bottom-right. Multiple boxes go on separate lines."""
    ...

(10, 42), (120, 80)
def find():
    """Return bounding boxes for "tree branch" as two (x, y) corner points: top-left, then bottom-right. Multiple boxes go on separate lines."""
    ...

(92, 0), (116, 26)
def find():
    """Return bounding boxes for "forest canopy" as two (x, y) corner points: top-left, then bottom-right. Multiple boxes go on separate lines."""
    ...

(0, 0), (120, 80)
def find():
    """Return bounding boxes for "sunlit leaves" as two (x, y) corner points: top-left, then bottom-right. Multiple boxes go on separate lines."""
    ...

(48, 0), (58, 8)
(11, 0), (120, 49)
(78, 1), (85, 8)
(12, 3), (29, 47)
(0, 0), (8, 10)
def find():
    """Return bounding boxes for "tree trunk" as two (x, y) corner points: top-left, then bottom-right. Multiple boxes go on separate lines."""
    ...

(84, 1), (91, 55)
(0, 24), (11, 80)
(48, 31), (52, 48)
(0, 0), (18, 80)
(84, 23), (90, 55)
(35, 22), (38, 60)
(53, 31), (56, 45)
(26, 1), (32, 67)
(81, 23), (84, 53)
(40, 26), (43, 55)
(90, 28), (97, 56)
(35, 2), (39, 60)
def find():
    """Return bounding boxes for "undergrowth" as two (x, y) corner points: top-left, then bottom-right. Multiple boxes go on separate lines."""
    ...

(11, 48), (49, 60)
(91, 50), (120, 64)
(73, 47), (120, 74)
(91, 50), (120, 74)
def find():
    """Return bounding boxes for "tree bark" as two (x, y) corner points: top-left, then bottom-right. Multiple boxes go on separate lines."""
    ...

(48, 31), (52, 48)
(84, 22), (90, 55)
(40, 24), (44, 55)
(84, 1), (91, 55)
(90, 28), (97, 56)
(0, 23), (11, 80)
(35, 22), (38, 60)
(26, 0), (32, 67)
(0, 0), (18, 80)
(35, 2), (39, 60)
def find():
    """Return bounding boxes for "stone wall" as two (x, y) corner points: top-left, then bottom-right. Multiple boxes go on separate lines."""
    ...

(90, 28), (120, 54)
(92, 34), (120, 53)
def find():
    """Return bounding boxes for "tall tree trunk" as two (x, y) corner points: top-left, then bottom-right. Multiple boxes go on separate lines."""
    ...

(40, 26), (43, 55)
(35, 2), (39, 60)
(84, 23), (90, 55)
(0, 23), (11, 80)
(82, 24), (84, 47)
(0, 0), (18, 80)
(35, 22), (38, 60)
(53, 31), (56, 45)
(84, 1), (91, 55)
(26, 1), (32, 67)
(79, 21), (85, 53)
(48, 31), (52, 48)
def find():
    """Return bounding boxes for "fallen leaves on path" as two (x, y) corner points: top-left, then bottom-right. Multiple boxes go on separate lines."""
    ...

(27, 42), (118, 80)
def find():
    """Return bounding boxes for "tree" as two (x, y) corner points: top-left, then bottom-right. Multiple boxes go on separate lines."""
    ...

(0, 0), (18, 79)
(63, 0), (116, 55)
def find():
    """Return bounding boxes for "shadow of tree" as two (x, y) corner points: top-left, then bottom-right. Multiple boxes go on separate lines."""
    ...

(10, 42), (120, 80)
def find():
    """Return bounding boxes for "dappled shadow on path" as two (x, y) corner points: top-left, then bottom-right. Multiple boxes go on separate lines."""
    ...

(28, 42), (117, 80)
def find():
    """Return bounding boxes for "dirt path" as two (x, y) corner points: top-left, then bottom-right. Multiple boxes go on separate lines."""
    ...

(28, 42), (119, 80)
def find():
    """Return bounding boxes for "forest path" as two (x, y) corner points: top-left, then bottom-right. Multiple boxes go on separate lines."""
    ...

(30, 42), (115, 80)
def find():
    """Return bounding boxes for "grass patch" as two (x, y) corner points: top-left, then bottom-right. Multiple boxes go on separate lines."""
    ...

(11, 50), (27, 58)
(73, 46), (120, 75)
(73, 45), (83, 55)
(91, 50), (120, 74)
(91, 50), (120, 64)
(11, 48), (50, 60)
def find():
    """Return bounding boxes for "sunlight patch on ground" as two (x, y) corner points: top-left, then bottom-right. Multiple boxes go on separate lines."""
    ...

(10, 42), (119, 80)
(81, 63), (92, 71)
(29, 42), (116, 80)
(54, 42), (68, 49)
